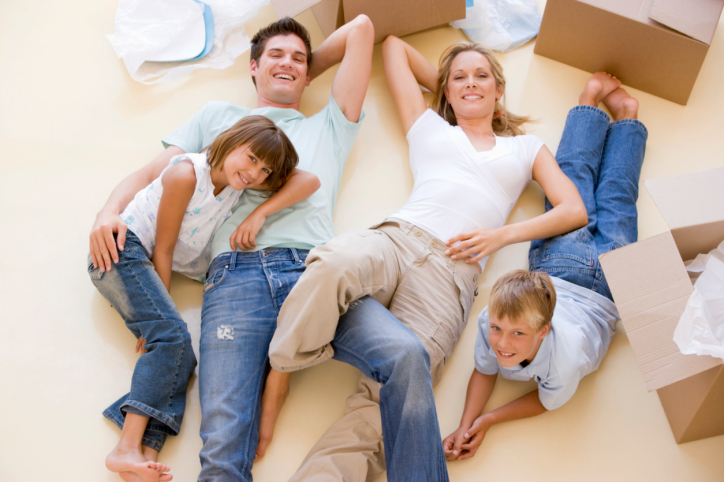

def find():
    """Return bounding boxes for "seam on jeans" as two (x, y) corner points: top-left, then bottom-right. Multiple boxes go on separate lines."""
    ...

(125, 259), (185, 434)
(608, 118), (648, 136)
(122, 400), (180, 434)
(240, 357), (267, 477)
(333, 343), (384, 383)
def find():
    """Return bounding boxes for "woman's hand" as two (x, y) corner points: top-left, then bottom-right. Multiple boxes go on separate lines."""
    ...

(446, 227), (510, 263)
(136, 337), (147, 355)
(230, 211), (267, 251)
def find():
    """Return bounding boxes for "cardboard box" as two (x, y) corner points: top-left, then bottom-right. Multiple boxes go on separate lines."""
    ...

(271, 0), (466, 44)
(599, 167), (724, 443)
(534, 0), (724, 105)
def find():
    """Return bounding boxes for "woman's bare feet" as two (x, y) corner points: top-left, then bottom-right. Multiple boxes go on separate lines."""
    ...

(256, 369), (291, 460)
(106, 444), (172, 482)
(603, 87), (639, 120)
(579, 72), (622, 108)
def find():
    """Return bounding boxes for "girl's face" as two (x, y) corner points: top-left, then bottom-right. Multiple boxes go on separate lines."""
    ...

(443, 51), (501, 121)
(488, 315), (549, 368)
(223, 144), (272, 190)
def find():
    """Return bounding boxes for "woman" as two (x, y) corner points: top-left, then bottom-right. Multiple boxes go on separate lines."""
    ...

(262, 38), (588, 481)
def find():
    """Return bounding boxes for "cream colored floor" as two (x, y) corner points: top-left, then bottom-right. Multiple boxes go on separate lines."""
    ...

(2, 1), (724, 481)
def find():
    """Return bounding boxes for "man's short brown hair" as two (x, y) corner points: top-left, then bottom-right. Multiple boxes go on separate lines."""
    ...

(489, 270), (556, 331)
(250, 17), (313, 85)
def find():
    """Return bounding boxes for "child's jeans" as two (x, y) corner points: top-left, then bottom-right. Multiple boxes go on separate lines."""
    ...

(88, 230), (197, 451)
(529, 106), (648, 301)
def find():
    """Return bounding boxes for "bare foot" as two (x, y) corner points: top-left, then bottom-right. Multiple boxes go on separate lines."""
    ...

(579, 72), (621, 108)
(256, 369), (291, 460)
(106, 445), (172, 482)
(603, 87), (639, 120)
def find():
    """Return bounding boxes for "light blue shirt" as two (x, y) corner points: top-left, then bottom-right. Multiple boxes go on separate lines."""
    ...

(474, 277), (619, 410)
(162, 95), (364, 259)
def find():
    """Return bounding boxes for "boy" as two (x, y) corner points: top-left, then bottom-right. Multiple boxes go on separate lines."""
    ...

(444, 73), (647, 460)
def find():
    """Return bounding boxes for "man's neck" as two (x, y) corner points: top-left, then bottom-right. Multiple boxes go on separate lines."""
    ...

(257, 94), (301, 111)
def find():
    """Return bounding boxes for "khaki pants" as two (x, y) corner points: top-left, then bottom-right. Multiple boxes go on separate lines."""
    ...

(269, 219), (479, 482)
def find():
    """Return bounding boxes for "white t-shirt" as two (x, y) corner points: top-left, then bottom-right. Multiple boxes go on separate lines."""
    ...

(121, 153), (242, 281)
(474, 277), (620, 410)
(390, 109), (544, 269)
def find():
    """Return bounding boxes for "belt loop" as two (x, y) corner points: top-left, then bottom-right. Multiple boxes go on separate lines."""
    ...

(291, 248), (300, 264)
(229, 251), (238, 271)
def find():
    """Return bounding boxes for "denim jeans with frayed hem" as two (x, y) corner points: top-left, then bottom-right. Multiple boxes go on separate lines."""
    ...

(198, 249), (308, 482)
(529, 106), (648, 300)
(89, 230), (197, 451)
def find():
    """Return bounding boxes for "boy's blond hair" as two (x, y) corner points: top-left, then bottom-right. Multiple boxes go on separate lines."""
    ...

(489, 270), (556, 331)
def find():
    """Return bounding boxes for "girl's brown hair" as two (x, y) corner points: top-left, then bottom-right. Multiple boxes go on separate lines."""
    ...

(432, 42), (530, 137)
(206, 115), (298, 193)
(489, 270), (556, 331)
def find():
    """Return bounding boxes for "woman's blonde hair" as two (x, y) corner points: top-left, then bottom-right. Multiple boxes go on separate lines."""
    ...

(489, 270), (556, 331)
(432, 42), (529, 137)
(206, 115), (298, 193)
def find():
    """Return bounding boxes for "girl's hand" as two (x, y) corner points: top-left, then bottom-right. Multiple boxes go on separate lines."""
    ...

(89, 210), (128, 272)
(135, 337), (147, 355)
(445, 227), (509, 263)
(443, 425), (472, 461)
(230, 211), (267, 251)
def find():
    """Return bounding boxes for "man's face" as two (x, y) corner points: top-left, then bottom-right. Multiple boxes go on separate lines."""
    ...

(250, 34), (311, 105)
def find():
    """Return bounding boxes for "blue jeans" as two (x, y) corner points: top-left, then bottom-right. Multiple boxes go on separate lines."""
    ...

(529, 106), (648, 300)
(198, 248), (307, 482)
(88, 230), (197, 451)
(331, 296), (448, 482)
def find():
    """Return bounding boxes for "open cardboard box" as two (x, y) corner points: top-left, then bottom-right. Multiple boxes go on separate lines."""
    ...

(534, 0), (724, 105)
(599, 167), (724, 443)
(270, 0), (466, 44)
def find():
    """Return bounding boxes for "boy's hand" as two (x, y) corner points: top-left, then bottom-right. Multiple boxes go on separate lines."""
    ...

(456, 415), (492, 460)
(230, 211), (267, 251)
(443, 426), (470, 461)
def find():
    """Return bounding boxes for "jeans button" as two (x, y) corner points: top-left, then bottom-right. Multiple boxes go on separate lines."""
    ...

(263, 252), (269, 258)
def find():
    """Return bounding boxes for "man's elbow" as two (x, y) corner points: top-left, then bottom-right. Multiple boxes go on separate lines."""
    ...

(350, 14), (374, 41)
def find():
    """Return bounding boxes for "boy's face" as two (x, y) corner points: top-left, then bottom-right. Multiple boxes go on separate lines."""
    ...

(488, 315), (550, 368)
(250, 34), (311, 105)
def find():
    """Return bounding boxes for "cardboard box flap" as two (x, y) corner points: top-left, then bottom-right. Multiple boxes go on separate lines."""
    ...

(271, 0), (323, 19)
(649, 0), (724, 45)
(599, 232), (722, 391)
(577, 0), (658, 25)
(645, 167), (724, 231)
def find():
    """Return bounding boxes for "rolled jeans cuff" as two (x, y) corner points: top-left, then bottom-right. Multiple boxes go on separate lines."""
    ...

(102, 406), (169, 452)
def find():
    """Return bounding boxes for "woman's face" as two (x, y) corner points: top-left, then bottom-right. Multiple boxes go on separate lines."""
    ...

(444, 50), (501, 121)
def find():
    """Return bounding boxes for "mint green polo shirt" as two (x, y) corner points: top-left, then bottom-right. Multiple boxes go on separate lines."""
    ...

(162, 95), (364, 259)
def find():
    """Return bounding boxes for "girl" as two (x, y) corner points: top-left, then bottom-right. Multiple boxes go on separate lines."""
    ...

(262, 39), (588, 482)
(88, 115), (319, 482)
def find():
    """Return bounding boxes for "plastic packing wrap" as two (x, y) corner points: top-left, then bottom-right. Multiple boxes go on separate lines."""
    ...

(450, 0), (542, 53)
(674, 240), (724, 361)
(107, 0), (269, 84)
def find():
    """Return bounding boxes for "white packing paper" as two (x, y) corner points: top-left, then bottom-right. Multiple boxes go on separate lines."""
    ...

(107, 0), (269, 84)
(674, 246), (724, 361)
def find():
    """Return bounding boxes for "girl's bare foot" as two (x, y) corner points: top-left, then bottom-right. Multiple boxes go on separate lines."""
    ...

(106, 444), (172, 482)
(603, 87), (639, 120)
(579, 72), (622, 108)
(255, 369), (291, 460)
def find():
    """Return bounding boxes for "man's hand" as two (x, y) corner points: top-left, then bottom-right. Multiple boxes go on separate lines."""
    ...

(230, 211), (267, 251)
(90, 210), (128, 272)
(445, 227), (510, 264)
(443, 425), (471, 461)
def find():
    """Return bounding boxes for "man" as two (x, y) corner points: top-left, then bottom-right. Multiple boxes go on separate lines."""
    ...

(89, 15), (374, 481)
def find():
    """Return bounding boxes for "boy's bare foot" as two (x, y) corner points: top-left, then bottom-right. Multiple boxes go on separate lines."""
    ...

(256, 369), (291, 460)
(579, 72), (621, 108)
(106, 445), (172, 482)
(603, 87), (639, 120)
